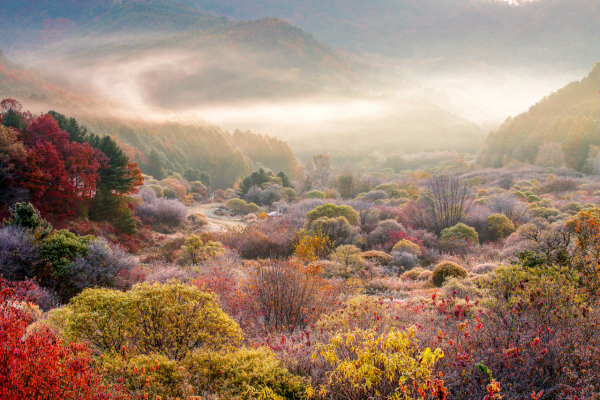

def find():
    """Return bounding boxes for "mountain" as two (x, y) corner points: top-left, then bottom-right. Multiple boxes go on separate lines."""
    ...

(0, 0), (490, 160)
(477, 62), (600, 170)
(179, 0), (600, 70)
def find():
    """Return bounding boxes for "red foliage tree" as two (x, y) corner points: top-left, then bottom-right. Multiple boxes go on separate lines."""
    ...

(19, 114), (102, 218)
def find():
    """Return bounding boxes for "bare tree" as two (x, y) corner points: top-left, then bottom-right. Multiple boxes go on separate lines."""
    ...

(311, 154), (332, 188)
(416, 175), (473, 234)
(488, 194), (529, 223)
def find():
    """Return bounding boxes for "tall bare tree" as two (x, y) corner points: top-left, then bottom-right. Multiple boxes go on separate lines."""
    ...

(414, 175), (473, 234)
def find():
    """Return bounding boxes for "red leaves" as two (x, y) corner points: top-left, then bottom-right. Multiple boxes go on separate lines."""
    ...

(15, 114), (102, 219)
(0, 277), (125, 400)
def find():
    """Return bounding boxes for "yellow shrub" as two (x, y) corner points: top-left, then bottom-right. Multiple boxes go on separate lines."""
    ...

(183, 347), (307, 400)
(431, 261), (468, 287)
(392, 240), (422, 256)
(294, 229), (332, 264)
(49, 282), (242, 360)
(309, 327), (443, 399)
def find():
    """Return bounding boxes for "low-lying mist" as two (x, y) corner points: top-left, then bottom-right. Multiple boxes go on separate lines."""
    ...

(9, 45), (587, 160)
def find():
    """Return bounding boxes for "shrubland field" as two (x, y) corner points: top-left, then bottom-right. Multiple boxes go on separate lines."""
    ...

(2, 0), (600, 399)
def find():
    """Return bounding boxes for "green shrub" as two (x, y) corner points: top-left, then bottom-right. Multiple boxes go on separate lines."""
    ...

(431, 261), (468, 287)
(394, 189), (410, 198)
(374, 183), (399, 195)
(190, 181), (207, 193)
(4, 202), (53, 239)
(183, 347), (307, 400)
(526, 195), (540, 203)
(477, 189), (488, 197)
(306, 190), (326, 199)
(560, 202), (582, 214)
(149, 185), (164, 197)
(530, 207), (560, 219)
(402, 267), (426, 280)
(179, 234), (225, 265)
(329, 245), (366, 279)
(227, 199), (261, 215)
(227, 198), (247, 214)
(306, 203), (360, 227)
(486, 214), (515, 241)
(281, 187), (297, 202)
(514, 191), (526, 199)
(440, 223), (479, 245)
(164, 187), (177, 199)
(41, 230), (95, 276)
(582, 203), (597, 210)
(49, 282), (242, 360)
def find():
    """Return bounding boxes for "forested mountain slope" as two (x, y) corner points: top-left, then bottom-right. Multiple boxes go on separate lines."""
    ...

(478, 62), (600, 170)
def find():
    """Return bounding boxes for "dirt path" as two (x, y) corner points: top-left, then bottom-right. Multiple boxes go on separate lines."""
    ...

(187, 203), (247, 228)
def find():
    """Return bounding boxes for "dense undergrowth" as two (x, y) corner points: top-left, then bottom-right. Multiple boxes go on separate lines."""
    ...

(3, 99), (600, 399)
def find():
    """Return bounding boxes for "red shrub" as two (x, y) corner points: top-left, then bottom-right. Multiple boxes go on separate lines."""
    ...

(216, 218), (298, 259)
(0, 277), (125, 400)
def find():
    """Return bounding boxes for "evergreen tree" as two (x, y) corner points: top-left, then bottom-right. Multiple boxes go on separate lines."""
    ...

(49, 111), (90, 143)
(1, 108), (24, 130)
(277, 171), (292, 188)
(184, 168), (202, 182)
(199, 171), (212, 187)
(238, 168), (272, 197)
(147, 149), (165, 180)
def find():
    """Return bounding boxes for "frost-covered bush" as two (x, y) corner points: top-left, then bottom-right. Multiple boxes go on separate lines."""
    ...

(367, 219), (404, 246)
(0, 226), (41, 281)
(283, 199), (325, 227)
(135, 188), (187, 228)
(68, 238), (137, 291)
(431, 261), (468, 287)
(361, 250), (393, 266)
(391, 251), (419, 271)
(472, 263), (498, 274)
(244, 183), (282, 206)
(144, 264), (199, 284)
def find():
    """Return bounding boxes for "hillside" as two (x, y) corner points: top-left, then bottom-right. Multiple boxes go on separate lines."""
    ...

(78, 116), (301, 188)
(181, 0), (600, 69)
(0, 51), (101, 109)
(477, 62), (600, 170)
(54, 18), (376, 108)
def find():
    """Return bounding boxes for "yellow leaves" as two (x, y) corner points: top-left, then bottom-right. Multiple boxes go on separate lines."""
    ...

(294, 229), (332, 264)
(181, 234), (225, 265)
(50, 282), (243, 360)
(311, 327), (443, 400)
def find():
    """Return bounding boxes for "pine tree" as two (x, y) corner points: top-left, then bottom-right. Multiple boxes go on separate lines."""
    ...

(146, 149), (165, 180)
(277, 171), (292, 188)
